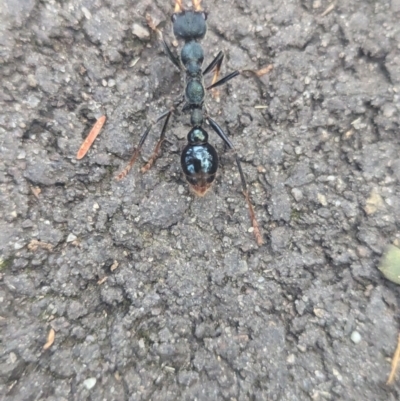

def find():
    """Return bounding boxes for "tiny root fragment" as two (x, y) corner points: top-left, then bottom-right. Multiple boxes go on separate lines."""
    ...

(255, 64), (273, 77)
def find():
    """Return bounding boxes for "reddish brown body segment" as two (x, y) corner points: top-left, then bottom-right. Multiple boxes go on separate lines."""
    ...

(76, 115), (106, 160)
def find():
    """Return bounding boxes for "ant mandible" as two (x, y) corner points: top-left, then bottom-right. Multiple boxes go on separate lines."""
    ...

(116, 0), (264, 246)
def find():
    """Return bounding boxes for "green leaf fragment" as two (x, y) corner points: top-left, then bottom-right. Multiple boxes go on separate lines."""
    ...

(379, 245), (400, 285)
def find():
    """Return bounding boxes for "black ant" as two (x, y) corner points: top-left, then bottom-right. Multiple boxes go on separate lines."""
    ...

(115, 0), (264, 245)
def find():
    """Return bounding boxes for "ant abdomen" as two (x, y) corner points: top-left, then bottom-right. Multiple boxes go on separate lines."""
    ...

(181, 139), (218, 196)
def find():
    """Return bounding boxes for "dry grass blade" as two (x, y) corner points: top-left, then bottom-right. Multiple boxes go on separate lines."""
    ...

(43, 328), (55, 350)
(129, 57), (140, 68)
(387, 334), (400, 385)
(320, 2), (336, 17)
(97, 277), (108, 285)
(76, 115), (106, 160)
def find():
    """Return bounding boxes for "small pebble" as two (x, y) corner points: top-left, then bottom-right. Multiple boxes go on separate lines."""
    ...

(351, 118), (365, 130)
(313, 0), (321, 8)
(83, 377), (96, 390)
(317, 193), (327, 206)
(332, 368), (343, 381)
(132, 23), (150, 39)
(82, 7), (92, 19)
(27, 74), (37, 87)
(382, 103), (396, 118)
(351, 331), (362, 344)
(291, 188), (303, 202)
(22, 219), (34, 228)
(298, 344), (307, 353)
(67, 233), (77, 242)
(313, 308), (325, 318)
(14, 241), (25, 250)
(8, 352), (18, 364)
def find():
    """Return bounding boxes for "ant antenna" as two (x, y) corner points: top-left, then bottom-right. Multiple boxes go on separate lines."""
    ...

(192, 0), (203, 11)
(175, 0), (184, 13)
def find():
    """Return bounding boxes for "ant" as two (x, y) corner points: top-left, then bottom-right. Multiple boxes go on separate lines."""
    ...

(115, 0), (264, 245)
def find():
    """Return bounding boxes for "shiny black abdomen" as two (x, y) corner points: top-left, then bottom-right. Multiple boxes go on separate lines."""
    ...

(181, 143), (218, 186)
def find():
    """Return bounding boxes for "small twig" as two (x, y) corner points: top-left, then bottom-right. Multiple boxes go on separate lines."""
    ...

(320, 2), (336, 17)
(97, 277), (108, 285)
(76, 115), (106, 160)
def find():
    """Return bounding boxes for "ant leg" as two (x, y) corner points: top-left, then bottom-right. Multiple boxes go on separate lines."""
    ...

(206, 116), (263, 246)
(203, 51), (224, 76)
(207, 71), (241, 90)
(146, 14), (181, 70)
(206, 65), (273, 90)
(203, 51), (224, 100)
(161, 40), (181, 70)
(203, 52), (243, 98)
(115, 110), (171, 181)
(141, 111), (172, 173)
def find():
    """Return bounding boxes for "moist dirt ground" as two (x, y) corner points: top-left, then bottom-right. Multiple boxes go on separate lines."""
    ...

(1, 0), (400, 400)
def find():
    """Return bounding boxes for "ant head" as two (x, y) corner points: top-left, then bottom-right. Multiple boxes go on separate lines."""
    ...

(172, 10), (207, 40)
